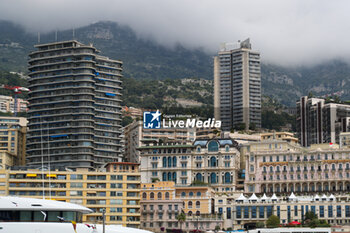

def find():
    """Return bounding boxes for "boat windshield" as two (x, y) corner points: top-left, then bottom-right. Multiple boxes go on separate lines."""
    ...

(0, 211), (83, 223)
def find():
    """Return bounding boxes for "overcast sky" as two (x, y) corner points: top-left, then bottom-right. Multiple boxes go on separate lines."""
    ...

(0, 0), (349, 66)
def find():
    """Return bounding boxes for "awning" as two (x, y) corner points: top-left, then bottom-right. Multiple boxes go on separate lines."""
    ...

(46, 174), (57, 178)
(26, 174), (37, 177)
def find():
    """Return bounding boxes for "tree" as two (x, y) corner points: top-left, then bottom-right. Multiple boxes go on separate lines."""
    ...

(151, 178), (160, 183)
(249, 122), (256, 130)
(234, 123), (246, 131)
(303, 211), (330, 228)
(266, 215), (280, 228)
(121, 116), (133, 127)
(304, 211), (318, 221)
(176, 212), (186, 232)
(256, 222), (265, 228)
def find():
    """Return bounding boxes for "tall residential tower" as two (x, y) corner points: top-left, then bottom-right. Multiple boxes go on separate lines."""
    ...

(27, 40), (123, 168)
(214, 38), (261, 131)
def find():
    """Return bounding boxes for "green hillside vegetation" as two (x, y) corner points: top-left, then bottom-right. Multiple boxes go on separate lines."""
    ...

(0, 20), (350, 106)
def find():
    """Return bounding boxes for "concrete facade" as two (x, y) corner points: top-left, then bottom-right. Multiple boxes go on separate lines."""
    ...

(0, 117), (27, 168)
(214, 38), (261, 131)
(0, 162), (140, 228)
(27, 40), (123, 169)
(140, 181), (223, 232)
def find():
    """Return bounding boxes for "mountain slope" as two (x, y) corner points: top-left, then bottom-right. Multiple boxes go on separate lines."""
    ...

(0, 20), (349, 106)
(0, 21), (212, 79)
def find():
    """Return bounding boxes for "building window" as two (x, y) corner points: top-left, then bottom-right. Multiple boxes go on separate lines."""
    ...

(320, 206), (324, 218)
(150, 192), (154, 200)
(172, 157), (177, 167)
(157, 192), (162, 200)
(224, 172), (231, 183)
(195, 173), (203, 181)
(210, 173), (217, 184)
(165, 192), (170, 200)
(142, 192), (147, 200)
(328, 206), (333, 218)
(210, 156), (217, 167)
(188, 201), (192, 209)
(208, 141), (219, 152)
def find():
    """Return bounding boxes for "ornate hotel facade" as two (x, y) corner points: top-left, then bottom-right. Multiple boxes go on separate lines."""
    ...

(243, 140), (350, 194)
(139, 139), (241, 193)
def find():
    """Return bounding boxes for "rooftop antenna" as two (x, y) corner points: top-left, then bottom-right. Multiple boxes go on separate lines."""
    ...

(72, 27), (75, 39)
(37, 32), (40, 43)
(55, 30), (58, 42)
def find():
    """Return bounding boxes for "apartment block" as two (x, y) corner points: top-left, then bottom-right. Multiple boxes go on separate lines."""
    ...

(124, 120), (196, 163)
(214, 38), (261, 131)
(260, 132), (298, 144)
(140, 181), (223, 232)
(340, 132), (350, 148)
(0, 162), (140, 228)
(27, 40), (123, 168)
(0, 95), (28, 114)
(297, 96), (350, 147)
(139, 139), (240, 193)
(0, 117), (27, 168)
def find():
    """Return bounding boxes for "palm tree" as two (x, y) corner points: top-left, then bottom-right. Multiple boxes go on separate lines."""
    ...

(176, 211), (186, 232)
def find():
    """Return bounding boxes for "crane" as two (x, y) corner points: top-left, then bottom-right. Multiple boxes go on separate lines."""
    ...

(0, 84), (30, 116)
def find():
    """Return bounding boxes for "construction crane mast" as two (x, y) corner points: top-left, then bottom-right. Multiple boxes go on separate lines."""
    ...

(0, 84), (30, 116)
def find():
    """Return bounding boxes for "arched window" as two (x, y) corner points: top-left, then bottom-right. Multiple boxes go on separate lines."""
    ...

(189, 192), (194, 197)
(150, 192), (154, 199)
(188, 201), (193, 208)
(210, 156), (217, 167)
(181, 192), (186, 197)
(163, 157), (167, 167)
(165, 192), (170, 200)
(196, 201), (200, 208)
(157, 192), (162, 200)
(197, 147), (201, 152)
(224, 172), (231, 184)
(197, 192), (201, 197)
(188, 211), (193, 216)
(208, 141), (219, 152)
(142, 192), (147, 200)
(225, 145), (229, 152)
(172, 172), (177, 183)
(195, 173), (203, 181)
(162, 172), (167, 181)
(210, 173), (217, 184)
(167, 172), (172, 181)
(168, 157), (172, 167)
(173, 157), (177, 167)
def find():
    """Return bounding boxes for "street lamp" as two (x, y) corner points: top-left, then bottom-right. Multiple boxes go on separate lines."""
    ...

(102, 208), (106, 233)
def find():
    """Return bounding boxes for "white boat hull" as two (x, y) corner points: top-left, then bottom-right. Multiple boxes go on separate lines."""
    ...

(0, 222), (153, 233)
